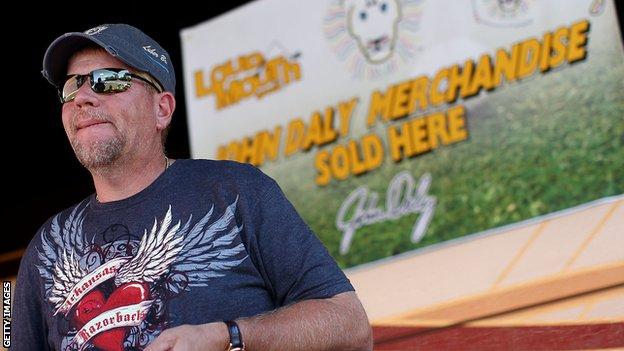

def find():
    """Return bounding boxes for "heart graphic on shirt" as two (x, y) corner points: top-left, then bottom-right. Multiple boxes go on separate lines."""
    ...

(73, 282), (150, 351)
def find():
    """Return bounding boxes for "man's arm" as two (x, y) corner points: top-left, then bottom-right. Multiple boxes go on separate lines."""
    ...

(238, 291), (372, 350)
(147, 168), (372, 350)
(145, 291), (372, 351)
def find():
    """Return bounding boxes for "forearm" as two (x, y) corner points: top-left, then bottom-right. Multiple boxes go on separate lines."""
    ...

(237, 291), (372, 351)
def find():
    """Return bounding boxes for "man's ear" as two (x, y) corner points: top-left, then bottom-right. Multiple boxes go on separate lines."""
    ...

(155, 92), (176, 131)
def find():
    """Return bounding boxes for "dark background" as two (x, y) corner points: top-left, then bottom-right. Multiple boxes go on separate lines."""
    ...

(3, 1), (623, 275)
(2, 1), (253, 274)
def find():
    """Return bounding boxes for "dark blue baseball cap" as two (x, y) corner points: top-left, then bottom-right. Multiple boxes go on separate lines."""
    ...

(42, 24), (176, 94)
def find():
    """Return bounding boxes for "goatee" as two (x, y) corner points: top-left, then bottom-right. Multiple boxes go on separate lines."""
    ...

(72, 136), (123, 170)
(68, 109), (124, 171)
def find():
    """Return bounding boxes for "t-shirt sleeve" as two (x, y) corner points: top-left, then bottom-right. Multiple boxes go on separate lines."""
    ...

(12, 239), (50, 350)
(244, 170), (354, 307)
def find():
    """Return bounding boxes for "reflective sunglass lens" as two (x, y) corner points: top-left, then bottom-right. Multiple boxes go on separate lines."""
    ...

(59, 69), (149, 103)
(61, 75), (83, 103)
(92, 70), (131, 93)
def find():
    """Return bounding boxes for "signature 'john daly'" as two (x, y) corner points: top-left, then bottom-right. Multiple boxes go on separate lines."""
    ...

(336, 171), (437, 254)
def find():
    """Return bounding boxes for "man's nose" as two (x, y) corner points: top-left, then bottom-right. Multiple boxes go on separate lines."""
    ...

(72, 80), (101, 108)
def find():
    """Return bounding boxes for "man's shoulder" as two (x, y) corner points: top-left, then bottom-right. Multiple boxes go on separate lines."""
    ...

(37, 197), (92, 236)
(184, 158), (260, 174)
(182, 159), (273, 187)
(22, 197), (91, 264)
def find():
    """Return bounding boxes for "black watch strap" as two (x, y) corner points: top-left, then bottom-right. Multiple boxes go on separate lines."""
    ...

(224, 320), (244, 351)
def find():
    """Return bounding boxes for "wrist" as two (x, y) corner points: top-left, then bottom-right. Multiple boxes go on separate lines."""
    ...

(200, 322), (230, 350)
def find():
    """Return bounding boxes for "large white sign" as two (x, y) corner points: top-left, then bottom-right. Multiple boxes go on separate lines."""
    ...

(181, 0), (624, 269)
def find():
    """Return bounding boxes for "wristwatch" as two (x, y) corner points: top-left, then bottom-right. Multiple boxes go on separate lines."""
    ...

(224, 320), (245, 351)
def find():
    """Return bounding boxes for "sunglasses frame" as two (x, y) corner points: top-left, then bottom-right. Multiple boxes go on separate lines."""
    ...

(58, 68), (163, 103)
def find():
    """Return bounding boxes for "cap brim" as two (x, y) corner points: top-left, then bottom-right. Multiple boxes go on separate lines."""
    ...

(42, 33), (105, 86)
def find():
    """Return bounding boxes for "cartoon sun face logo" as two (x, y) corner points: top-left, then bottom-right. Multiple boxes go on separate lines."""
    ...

(324, 0), (424, 79)
(346, 0), (401, 64)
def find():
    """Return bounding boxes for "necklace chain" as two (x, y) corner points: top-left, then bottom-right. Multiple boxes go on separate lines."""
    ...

(95, 156), (169, 202)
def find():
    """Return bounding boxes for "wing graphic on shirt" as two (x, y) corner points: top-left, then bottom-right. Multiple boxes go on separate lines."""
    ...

(36, 200), (90, 310)
(114, 205), (184, 285)
(114, 197), (247, 288)
(37, 196), (247, 312)
(169, 196), (247, 290)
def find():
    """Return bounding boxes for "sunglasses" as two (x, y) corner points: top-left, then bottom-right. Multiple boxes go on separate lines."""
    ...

(58, 68), (163, 103)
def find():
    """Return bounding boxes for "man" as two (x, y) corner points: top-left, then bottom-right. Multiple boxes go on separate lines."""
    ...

(13, 23), (372, 351)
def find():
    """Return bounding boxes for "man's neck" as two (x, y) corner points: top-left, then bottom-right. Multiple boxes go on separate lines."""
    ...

(91, 154), (171, 203)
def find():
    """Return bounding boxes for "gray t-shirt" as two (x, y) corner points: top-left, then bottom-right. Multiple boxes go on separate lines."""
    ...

(13, 159), (353, 350)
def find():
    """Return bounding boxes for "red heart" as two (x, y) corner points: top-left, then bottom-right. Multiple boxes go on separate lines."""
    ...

(73, 282), (150, 351)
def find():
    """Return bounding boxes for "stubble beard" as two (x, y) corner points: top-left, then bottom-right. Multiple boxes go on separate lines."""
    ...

(72, 137), (123, 170)
(69, 110), (125, 173)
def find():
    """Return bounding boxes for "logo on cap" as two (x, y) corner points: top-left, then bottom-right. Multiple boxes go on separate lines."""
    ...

(143, 45), (168, 65)
(85, 25), (109, 36)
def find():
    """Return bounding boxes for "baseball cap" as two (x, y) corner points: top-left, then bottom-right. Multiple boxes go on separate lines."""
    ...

(42, 24), (175, 94)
